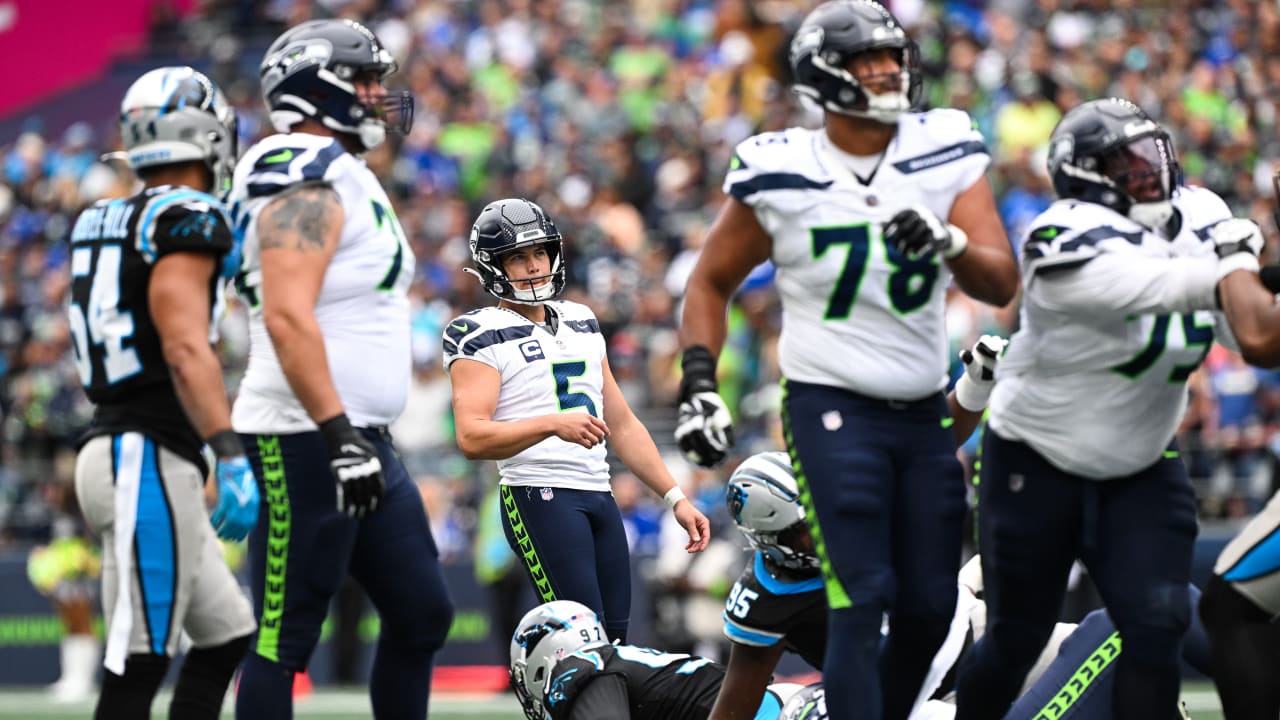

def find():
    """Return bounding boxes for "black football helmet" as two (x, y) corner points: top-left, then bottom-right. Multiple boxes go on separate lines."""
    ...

(789, 0), (922, 123)
(259, 19), (412, 151)
(466, 198), (566, 304)
(1047, 98), (1181, 228)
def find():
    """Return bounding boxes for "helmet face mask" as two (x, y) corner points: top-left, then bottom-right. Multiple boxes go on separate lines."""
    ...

(790, 0), (922, 124)
(509, 601), (607, 720)
(260, 19), (413, 151)
(467, 198), (566, 305)
(1047, 98), (1180, 229)
(117, 67), (239, 193)
(726, 451), (818, 572)
(779, 683), (828, 720)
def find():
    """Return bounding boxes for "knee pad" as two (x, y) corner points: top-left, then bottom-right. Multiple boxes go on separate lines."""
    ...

(381, 596), (454, 654)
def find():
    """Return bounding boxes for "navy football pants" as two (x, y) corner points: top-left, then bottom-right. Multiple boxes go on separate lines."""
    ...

(1003, 584), (1209, 719)
(236, 428), (453, 719)
(782, 380), (965, 720)
(957, 428), (1197, 720)
(500, 485), (632, 642)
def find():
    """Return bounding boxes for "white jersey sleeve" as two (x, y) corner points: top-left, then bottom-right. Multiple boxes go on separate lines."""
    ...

(443, 302), (611, 491)
(228, 132), (415, 433)
(721, 111), (991, 400)
(990, 189), (1233, 478)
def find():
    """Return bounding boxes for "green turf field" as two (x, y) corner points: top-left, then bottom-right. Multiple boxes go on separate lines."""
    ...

(0, 682), (1227, 719)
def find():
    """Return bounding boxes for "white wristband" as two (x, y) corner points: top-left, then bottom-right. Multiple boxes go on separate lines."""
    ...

(954, 373), (992, 413)
(663, 486), (687, 509)
(943, 223), (969, 260)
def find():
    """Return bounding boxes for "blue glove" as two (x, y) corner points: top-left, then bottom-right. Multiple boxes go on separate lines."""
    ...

(212, 456), (260, 541)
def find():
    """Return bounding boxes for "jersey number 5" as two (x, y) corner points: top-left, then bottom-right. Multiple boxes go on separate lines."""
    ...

(69, 244), (142, 386)
(552, 361), (598, 417)
(812, 224), (938, 319)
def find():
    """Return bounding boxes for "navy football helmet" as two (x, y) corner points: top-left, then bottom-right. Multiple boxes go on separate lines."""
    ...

(466, 198), (566, 305)
(117, 67), (238, 193)
(259, 19), (412, 151)
(789, 0), (922, 123)
(726, 451), (818, 572)
(1047, 98), (1181, 229)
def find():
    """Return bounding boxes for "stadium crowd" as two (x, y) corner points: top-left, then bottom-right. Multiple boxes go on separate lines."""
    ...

(1, 0), (1279, 571)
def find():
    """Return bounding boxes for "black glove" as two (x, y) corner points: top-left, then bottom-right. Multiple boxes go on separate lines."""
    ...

(319, 413), (384, 519)
(674, 346), (734, 468)
(883, 204), (968, 261)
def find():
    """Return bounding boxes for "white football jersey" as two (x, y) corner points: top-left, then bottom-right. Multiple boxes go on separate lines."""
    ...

(227, 132), (415, 433)
(726, 110), (989, 399)
(442, 300), (610, 490)
(989, 186), (1235, 479)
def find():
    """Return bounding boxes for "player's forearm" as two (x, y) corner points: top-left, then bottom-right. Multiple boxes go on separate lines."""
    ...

(678, 281), (732, 355)
(262, 305), (344, 422)
(948, 244), (1019, 307)
(946, 393), (985, 446)
(1218, 270), (1280, 367)
(165, 340), (234, 439)
(455, 416), (554, 460)
(611, 414), (678, 497)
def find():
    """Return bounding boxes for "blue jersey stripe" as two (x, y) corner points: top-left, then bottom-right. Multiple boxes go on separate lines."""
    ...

(1222, 528), (1280, 583)
(891, 139), (988, 174)
(724, 616), (783, 646)
(461, 325), (536, 356)
(564, 319), (600, 334)
(728, 173), (832, 201)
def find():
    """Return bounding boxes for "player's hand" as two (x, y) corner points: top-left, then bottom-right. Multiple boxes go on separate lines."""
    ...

(672, 500), (711, 553)
(675, 346), (734, 467)
(1211, 218), (1264, 285)
(676, 393), (734, 468)
(550, 412), (610, 449)
(884, 204), (969, 261)
(211, 456), (260, 541)
(1211, 218), (1264, 258)
(955, 334), (1008, 412)
(319, 413), (385, 519)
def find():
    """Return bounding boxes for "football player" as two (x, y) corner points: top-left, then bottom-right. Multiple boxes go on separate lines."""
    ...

(956, 98), (1258, 720)
(675, 2), (1019, 717)
(69, 66), (258, 719)
(510, 600), (800, 720)
(445, 198), (710, 643)
(1192, 191), (1280, 720)
(226, 19), (453, 720)
(717, 451), (1213, 720)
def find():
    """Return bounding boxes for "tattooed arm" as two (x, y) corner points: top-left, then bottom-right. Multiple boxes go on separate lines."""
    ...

(257, 183), (347, 422)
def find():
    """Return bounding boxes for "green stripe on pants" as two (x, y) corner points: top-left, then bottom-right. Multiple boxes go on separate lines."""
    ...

(1032, 632), (1122, 720)
(500, 485), (556, 602)
(255, 435), (289, 662)
(780, 379), (853, 609)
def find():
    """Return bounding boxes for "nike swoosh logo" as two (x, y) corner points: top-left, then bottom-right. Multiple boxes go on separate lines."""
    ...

(262, 149), (293, 164)
(451, 323), (468, 332)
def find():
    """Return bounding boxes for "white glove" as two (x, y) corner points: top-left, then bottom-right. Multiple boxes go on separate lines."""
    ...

(1212, 218), (1263, 282)
(954, 334), (1008, 412)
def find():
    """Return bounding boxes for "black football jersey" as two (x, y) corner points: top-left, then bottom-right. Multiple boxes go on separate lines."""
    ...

(68, 185), (234, 467)
(544, 643), (726, 720)
(723, 552), (827, 669)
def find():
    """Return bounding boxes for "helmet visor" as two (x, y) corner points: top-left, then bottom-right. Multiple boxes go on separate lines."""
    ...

(372, 91), (414, 135)
(1100, 134), (1175, 203)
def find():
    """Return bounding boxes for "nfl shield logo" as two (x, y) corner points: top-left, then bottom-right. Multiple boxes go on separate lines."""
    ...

(540, 488), (555, 502)
(822, 410), (843, 431)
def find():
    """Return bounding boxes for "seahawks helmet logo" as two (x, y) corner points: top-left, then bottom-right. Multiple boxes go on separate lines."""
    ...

(790, 26), (824, 68)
